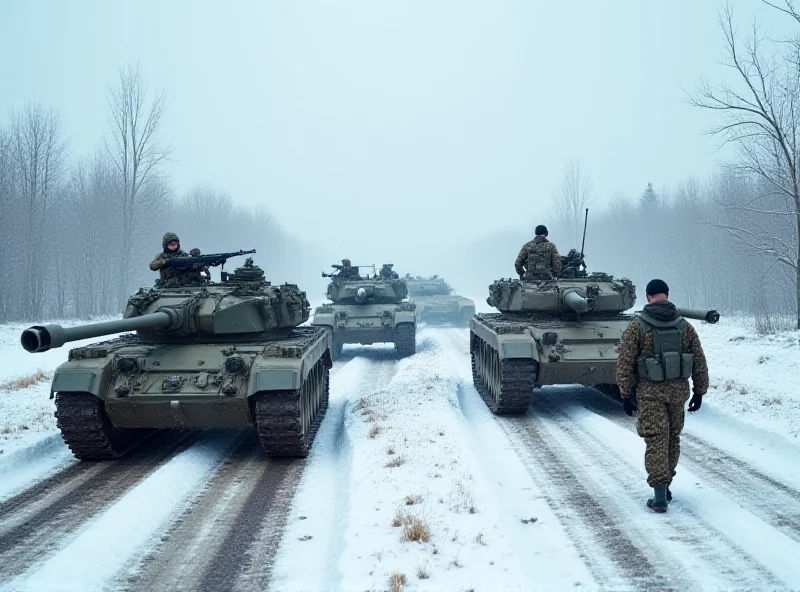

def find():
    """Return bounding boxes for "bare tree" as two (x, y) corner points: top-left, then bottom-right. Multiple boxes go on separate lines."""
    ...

(689, 2), (800, 328)
(554, 158), (592, 247)
(106, 62), (172, 303)
(9, 103), (67, 318)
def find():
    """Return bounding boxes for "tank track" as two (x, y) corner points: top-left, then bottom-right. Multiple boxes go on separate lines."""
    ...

(254, 358), (330, 458)
(54, 392), (152, 460)
(470, 337), (535, 415)
(595, 383), (622, 401)
(394, 323), (416, 357)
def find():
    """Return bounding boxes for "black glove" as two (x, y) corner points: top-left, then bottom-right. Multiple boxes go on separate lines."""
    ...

(688, 393), (703, 412)
(622, 395), (638, 417)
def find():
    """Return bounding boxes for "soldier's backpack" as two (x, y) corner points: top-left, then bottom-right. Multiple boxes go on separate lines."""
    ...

(523, 243), (554, 280)
(634, 312), (694, 382)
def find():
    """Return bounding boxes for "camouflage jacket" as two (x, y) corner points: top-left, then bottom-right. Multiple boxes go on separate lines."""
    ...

(150, 249), (190, 281)
(615, 302), (709, 399)
(339, 266), (360, 280)
(514, 236), (562, 279)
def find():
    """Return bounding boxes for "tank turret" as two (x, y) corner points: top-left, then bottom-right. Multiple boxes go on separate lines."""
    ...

(406, 276), (453, 297)
(404, 274), (475, 326)
(21, 258), (310, 353)
(325, 276), (409, 304)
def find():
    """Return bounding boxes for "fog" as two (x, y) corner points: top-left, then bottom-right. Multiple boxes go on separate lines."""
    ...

(0, 0), (798, 329)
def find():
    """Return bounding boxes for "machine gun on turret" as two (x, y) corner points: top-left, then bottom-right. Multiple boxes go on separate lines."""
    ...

(164, 249), (256, 271)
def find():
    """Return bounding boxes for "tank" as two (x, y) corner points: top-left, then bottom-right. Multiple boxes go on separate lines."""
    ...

(311, 264), (416, 360)
(469, 269), (719, 415)
(404, 275), (476, 327)
(19, 256), (332, 460)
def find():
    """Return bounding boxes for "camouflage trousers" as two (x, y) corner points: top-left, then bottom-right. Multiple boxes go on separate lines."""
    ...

(636, 384), (691, 487)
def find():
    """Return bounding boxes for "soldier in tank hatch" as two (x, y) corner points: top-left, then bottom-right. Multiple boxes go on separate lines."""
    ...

(514, 225), (562, 280)
(150, 232), (206, 285)
(338, 259), (360, 280)
(615, 279), (709, 513)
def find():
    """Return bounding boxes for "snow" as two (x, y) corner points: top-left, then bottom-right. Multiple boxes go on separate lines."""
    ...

(0, 318), (121, 493)
(270, 333), (596, 592)
(7, 430), (236, 592)
(692, 319), (800, 440)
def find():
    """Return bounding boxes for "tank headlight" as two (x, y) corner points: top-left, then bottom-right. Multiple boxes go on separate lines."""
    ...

(225, 355), (245, 374)
(116, 357), (138, 374)
(542, 332), (558, 346)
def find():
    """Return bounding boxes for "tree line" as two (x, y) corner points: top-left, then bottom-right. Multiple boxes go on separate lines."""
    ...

(0, 64), (316, 323)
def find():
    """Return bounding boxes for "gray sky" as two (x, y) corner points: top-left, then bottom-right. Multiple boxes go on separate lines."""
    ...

(0, 0), (784, 267)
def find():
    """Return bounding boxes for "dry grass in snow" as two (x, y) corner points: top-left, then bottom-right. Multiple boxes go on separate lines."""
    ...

(0, 369), (49, 391)
(389, 571), (406, 592)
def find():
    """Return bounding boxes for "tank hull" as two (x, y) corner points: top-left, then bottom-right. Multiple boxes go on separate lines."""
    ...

(49, 327), (332, 459)
(411, 296), (475, 327)
(469, 312), (632, 415)
(312, 303), (416, 359)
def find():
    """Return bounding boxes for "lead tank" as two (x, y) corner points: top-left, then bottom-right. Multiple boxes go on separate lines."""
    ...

(20, 257), (332, 460)
(470, 269), (719, 415)
(405, 275), (475, 327)
(312, 265), (416, 360)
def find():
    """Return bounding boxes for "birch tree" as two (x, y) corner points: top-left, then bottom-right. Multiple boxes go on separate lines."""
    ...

(690, 2), (800, 328)
(106, 62), (172, 303)
(9, 103), (67, 318)
(554, 158), (592, 247)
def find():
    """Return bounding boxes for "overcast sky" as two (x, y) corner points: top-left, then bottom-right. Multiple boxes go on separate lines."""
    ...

(0, 0), (787, 263)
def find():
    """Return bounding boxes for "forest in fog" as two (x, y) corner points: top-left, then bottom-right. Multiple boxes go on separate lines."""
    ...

(0, 4), (798, 331)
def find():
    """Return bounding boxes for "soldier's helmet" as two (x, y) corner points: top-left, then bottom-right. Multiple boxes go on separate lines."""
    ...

(162, 231), (180, 248)
(189, 248), (201, 256)
(342, 258), (351, 266)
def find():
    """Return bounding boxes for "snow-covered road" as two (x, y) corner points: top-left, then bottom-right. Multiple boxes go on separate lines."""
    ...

(1, 325), (799, 591)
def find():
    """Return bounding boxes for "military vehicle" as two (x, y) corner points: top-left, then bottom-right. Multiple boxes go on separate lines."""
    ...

(20, 253), (331, 460)
(404, 275), (475, 327)
(470, 213), (719, 414)
(312, 263), (416, 360)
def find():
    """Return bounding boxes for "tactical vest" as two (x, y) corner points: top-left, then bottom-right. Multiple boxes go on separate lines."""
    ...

(523, 244), (553, 280)
(634, 312), (694, 382)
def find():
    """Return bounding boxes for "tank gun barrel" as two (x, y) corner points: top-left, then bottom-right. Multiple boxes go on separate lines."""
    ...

(20, 311), (178, 353)
(564, 290), (592, 313)
(676, 308), (720, 324)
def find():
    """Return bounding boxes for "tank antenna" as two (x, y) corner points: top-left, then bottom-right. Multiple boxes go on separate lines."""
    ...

(579, 208), (589, 269)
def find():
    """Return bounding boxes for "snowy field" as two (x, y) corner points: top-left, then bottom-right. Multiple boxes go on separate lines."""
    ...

(0, 315), (798, 591)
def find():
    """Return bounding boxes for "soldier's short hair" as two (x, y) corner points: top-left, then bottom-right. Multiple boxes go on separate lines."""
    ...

(535, 225), (548, 236)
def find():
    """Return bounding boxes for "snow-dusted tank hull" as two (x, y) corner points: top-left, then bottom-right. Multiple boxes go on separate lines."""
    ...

(312, 303), (416, 359)
(412, 296), (475, 327)
(20, 258), (332, 460)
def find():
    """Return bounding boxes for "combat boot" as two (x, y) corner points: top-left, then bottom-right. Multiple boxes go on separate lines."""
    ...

(667, 487), (672, 503)
(647, 485), (668, 513)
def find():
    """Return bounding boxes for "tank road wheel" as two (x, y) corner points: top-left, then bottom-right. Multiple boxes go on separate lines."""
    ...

(470, 334), (535, 415)
(394, 323), (416, 358)
(254, 356), (330, 458)
(54, 392), (151, 460)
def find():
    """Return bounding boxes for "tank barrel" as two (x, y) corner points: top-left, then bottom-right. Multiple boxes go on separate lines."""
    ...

(676, 308), (720, 324)
(20, 311), (177, 353)
(564, 290), (591, 313)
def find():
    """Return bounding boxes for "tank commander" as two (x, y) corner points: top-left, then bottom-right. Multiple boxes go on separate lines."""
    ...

(150, 232), (206, 285)
(615, 279), (709, 513)
(338, 259), (360, 280)
(379, 263), (398, 279)
(514, 225), (562, 280)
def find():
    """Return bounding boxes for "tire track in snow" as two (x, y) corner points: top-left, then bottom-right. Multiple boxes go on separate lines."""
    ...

(582, 391), (800, 542)
(518, 397), (784, 590)
(267, 347), (398, 592)
(0, 429), (203, 582)
(436, 327), (787, 589)
(428, 328), (598, 588)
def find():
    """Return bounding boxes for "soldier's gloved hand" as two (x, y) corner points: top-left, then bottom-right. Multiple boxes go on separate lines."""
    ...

(622, 395), (638, 417)
(688, 393), (703, 413)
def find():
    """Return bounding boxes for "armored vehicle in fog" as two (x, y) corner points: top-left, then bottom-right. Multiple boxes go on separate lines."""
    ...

(404, 275), (475, 327)
(20, 254), (331, 460)
(470, 262), (719, 415)
(312, 263), (416, 360)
